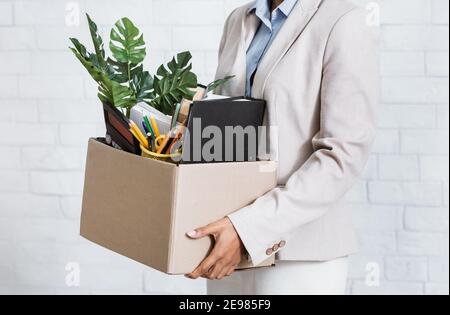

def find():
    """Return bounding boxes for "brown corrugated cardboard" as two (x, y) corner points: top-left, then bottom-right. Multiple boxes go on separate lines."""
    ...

(81, 139), (277, 274)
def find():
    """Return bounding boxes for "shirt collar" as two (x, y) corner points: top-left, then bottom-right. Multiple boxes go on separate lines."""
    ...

(277, 0), (299, 16)
(247, 0), (299, 18)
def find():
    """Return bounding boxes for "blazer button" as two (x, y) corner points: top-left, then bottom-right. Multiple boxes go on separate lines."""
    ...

(272, 244), (280, 251)
(279, 241), (286, 248)
(266, 248), (274, 256)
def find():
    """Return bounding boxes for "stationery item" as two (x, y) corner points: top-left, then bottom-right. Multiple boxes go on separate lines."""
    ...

(129, 120), (145, 139)
(129, 129), (142, 146)
(194, 85), (207, 99)
(142, 121), (149, 134)
(181, 97), (266, 164)
(143, 116), (154, 137)
(171, 103), (182, 131)
(154, 127), (184, 155)
(129, 120), (149, 149)
(150, 116), (161, 138)
(102, 102), (141, 155)
(167, 128), (184, 154)
(130, 102), (177, 136)
(147, 133), (154, 152)
(156, 135), (172, 155)
(203, 93), (228, 101)
(155, 135), (166, 150)
(178, 85), (207, 124)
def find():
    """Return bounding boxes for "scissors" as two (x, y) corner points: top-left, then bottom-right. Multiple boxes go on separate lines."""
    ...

(155, 129), (184, 155)
(155, 135), (167, 153)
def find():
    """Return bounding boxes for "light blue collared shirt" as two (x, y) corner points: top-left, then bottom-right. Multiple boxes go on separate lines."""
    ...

(246, 0), (299, 97)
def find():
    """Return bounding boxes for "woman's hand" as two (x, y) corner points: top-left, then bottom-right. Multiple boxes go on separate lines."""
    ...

(186, 217), (245, 280)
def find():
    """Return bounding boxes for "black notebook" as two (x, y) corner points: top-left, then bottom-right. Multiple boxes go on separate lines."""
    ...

(181, 97), (266, 164)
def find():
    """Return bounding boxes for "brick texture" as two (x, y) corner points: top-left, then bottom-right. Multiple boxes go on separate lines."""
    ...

(0, 0), (448, 295)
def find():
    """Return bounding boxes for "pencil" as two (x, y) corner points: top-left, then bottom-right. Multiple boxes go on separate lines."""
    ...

(150, 116), (161, 138)
(130, 128), (148, 149)
(129, 120), (149, 149)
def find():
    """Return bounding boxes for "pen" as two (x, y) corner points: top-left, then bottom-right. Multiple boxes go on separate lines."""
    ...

(152, 137), (157, 153)
(142, 121), (149, 134)
(146, 132), (154, 152)
(143, 116), (154, 137)
(150, 116), (161, 138)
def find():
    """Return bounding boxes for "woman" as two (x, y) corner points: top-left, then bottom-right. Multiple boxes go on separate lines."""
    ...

(186, 0), (379, 295)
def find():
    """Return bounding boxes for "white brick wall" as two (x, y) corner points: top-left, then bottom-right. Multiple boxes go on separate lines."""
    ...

(0, 0), (448, 295)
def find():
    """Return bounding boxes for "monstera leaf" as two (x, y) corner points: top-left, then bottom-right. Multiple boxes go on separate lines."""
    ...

(86, 14), (106, 70)
(70, 15), (235, 119)
(131, 71), (154, 103)
(207, 75), (235, 92)
(98, 79), (136, 111)
(75, 16), (114, 80)
(109, 17), (147, 106)
(69, 38), (89, 59)
(69, 40), (105, 83)
(107, 57), (143, 84)
(110, 18), (146, 65)
(70, 38), (136, 116)
(151, 51), (198, 114)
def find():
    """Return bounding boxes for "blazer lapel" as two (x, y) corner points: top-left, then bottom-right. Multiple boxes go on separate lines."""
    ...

(228, 9), (260, 96)
(251, 0), (322, 99)
(244, 12), (261, 49)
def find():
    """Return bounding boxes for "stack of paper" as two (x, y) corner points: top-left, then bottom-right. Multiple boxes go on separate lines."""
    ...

(130, 102), (175, 136)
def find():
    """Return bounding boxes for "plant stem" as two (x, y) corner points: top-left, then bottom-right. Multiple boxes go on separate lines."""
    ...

(127, 62), (131, 87)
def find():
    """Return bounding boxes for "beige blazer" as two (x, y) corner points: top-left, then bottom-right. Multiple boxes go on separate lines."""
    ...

(214, 0), (379, 266)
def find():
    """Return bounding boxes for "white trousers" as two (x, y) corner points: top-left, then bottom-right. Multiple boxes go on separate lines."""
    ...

(207, 257), (349, 295)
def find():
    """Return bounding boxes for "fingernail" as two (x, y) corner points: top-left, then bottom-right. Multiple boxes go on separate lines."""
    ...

(186, 230), (198, 238)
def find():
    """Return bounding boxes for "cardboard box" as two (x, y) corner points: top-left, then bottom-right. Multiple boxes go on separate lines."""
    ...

(81, 139), (277, 274)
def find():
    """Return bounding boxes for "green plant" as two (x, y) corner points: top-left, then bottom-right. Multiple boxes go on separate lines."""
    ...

(206, 76), (235, 93)
(69, 14), (234, 118)
(151, 52), (198, 114)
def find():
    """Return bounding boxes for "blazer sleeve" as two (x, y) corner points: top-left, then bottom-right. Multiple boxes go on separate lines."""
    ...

(228, 8), (380, 266)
